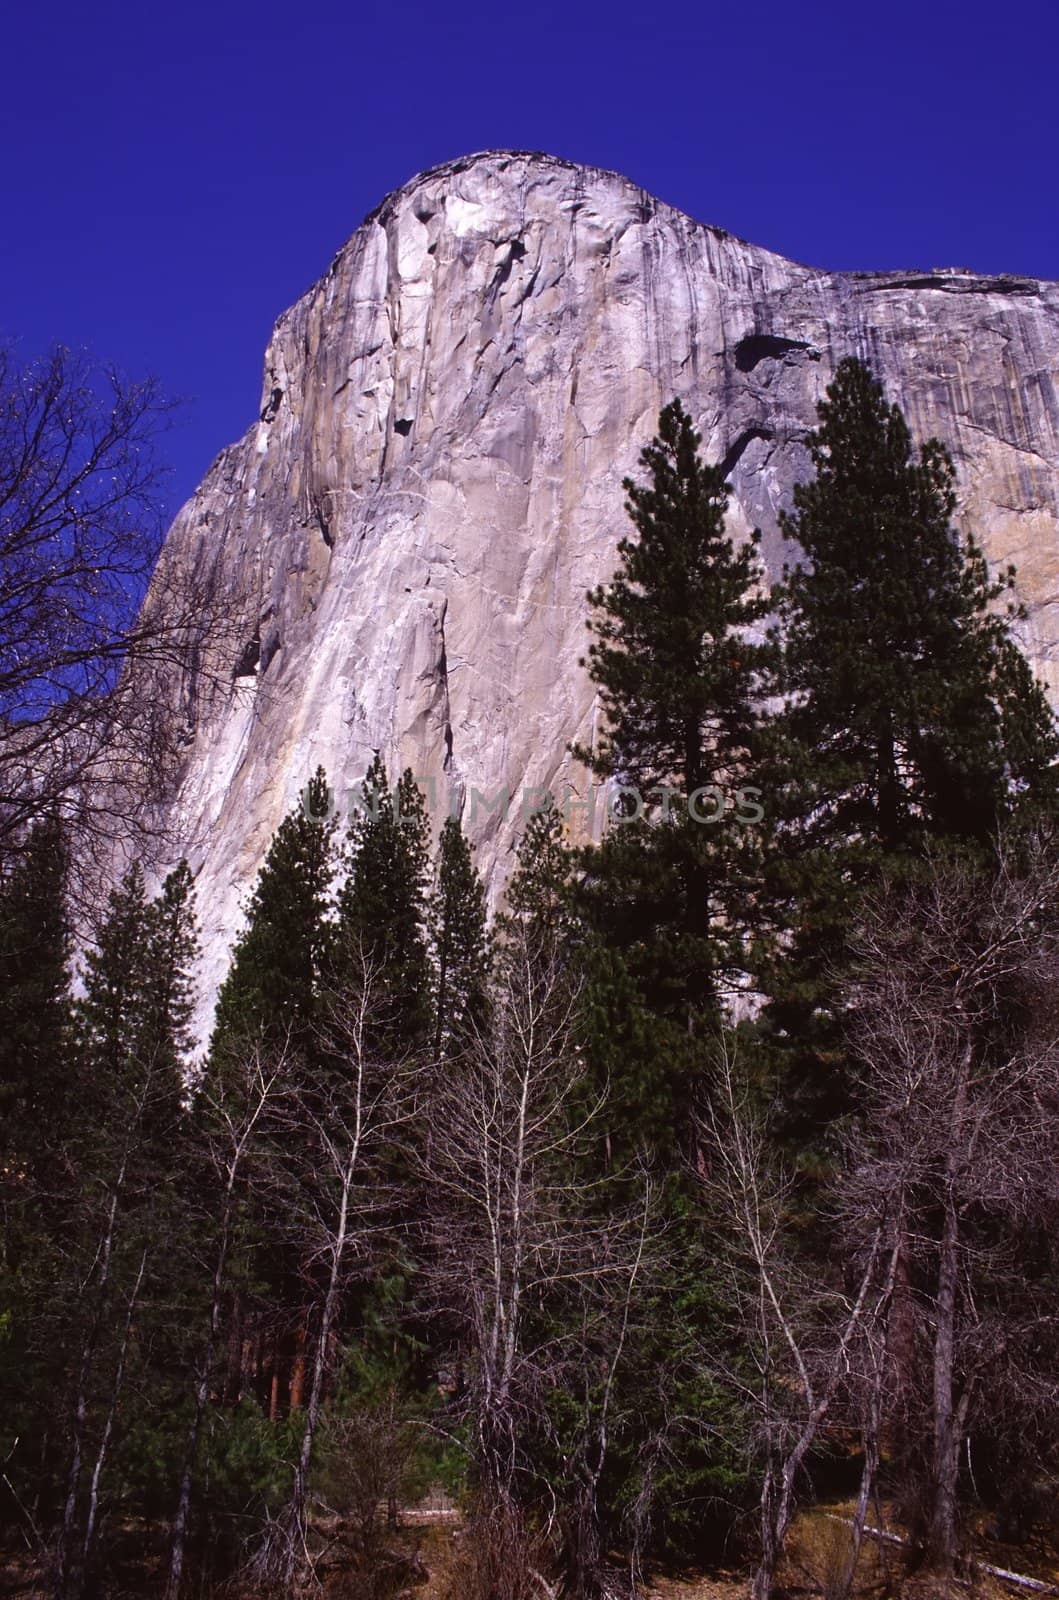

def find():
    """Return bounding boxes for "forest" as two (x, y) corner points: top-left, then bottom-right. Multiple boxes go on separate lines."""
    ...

(4, 352), (1059, 1599)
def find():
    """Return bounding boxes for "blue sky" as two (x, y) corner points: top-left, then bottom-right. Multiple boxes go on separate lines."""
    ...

(4, 0), (1057, 515)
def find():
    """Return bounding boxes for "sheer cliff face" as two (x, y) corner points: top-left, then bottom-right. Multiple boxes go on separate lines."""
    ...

(160, 149), (1059, 1017)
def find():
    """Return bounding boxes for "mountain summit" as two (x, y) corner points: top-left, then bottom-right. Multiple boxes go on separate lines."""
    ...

(153, 150), (1059, 1017)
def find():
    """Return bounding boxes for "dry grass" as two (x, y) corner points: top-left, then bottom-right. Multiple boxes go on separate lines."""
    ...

(4, 1501), (1058, 1600)
(646, 1574), (749, 1598)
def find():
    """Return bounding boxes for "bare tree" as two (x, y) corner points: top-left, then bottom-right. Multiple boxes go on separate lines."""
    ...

(315, 1396), (422, 1579)
(79, 1249), (146, 1580)
(0, 344), (234, 894)
(698, 1040), (899, 1600)
(165, 1049), (282, 1600)
(51, 1053), (180, 1600)
(250, 946), (414, 1591)
(840, 840), (1059, 1584)
(424, 932), (588, 1510)
(423, 926), (657, 1600)
(557, 1175), (656, 1600)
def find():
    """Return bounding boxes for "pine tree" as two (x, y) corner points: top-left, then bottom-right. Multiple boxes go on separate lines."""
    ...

(504, 796), (577, 937)
(210, 769), (337, 1066)
(503, 797), (684, 1170)
(143, 861), (200, 1088)
(77, 861), (156, 1097)
(0, 815), (71, 1165)
(326, 762), (434, 1440)
(765, 357), (1059, 1129)
(50, 864), (201, 1598)
(430, 816), (490, 1061)
(500, 803), (752, 1568)
(337, 758), (432, 1054)
(202, 778), (339, 1464)
(74, 856), (200, 1153)
(776, 356), (1058, 855)
(554, 406), (777, 1554)
(573, 398), (774, 1027)
(0, 815), (71, 1466)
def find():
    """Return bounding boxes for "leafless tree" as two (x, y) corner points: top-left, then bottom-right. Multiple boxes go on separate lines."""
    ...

(165, 1048), (283, 1600)
(838, 839), (1059, 1584)
(249, 946), (415, 1591)
(424, 932), (589, 1510)
(51, 1051), (181, 1600)
(422, 926), (658, 1600)
(0, 344), (236, 898)
(698, 1040), (900, 1600)
(557, 1175), (656, 1600)
(79, 1249), (146, 1580)
(315, 1397), (419, 1554)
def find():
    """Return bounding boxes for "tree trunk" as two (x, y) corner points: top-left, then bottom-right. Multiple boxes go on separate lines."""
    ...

(927, 1190), (962, 1576)
(753, 1433), (815, 1599)
(836, 1236), (900, 1599)
(269, 1358), (282, 1423)
(273, 1157), (356, 1583)
(837, 1403), (882, 1600)
(876, 711), (900, 850)
(81, 1253), (146, 1579)
(753, 1470), (782, 1600)
(289, 1316), (308, 1411)
(886, 1237), (916, 1470)
(222, 1290), (244, 1405)
(926, 1040), (972, 1579)
(55, 1175), (126, 1600)
(167, 1206), (235, 1600)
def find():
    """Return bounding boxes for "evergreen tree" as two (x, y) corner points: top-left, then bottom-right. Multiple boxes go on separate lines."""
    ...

(211, 769), (337, 1066)
(2, 843), (203, 1576)
(0, 817), (71, 1495)
(504, 796), (577, 938)
(44, 864), (202, 1597)
(201, 777), (340, 1473)
(0, 815), (70, 1167)
(75, 856), (200, 1145)
(500, 803), (753, 1568)
(776, 356), (1058, 855)
(552, 398), (780, 1559)
(143, 861), (200, 1088)
(561, 409), (773, 1519)
(764, 358), (1059, 1128)
(573, 398), (774, 1028)
(325, 762), (435, 1439)
(503, 798), (684, 1168)
(337, 758), (432, 1054)
(77, 861), (156, 1095)
(430, 815), (490, 1061)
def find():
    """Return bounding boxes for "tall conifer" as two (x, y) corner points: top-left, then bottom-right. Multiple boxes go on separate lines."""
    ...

(504, 797), (576, 938)
(210, 769), (337, 1066)
(337, 758), (432, 1053)
(430, 815), (490, 1061)
(574, 399), (773, 1028)
(765, 357), (1059, 1127)
(777, 356), (1058, 854)
(76, 858), (200, 1137)
(0, 815), (70, 1162)
(143, 861), (200, 1088)
(77, 862), (156, 1098)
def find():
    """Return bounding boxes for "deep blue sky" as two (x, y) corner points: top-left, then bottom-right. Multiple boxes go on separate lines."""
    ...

(4, 0), (1057, 517)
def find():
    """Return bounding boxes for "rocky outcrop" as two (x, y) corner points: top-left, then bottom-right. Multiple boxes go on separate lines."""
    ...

(156, 150), (1059, 1026)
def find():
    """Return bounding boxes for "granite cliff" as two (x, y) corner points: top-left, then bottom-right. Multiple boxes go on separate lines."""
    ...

(154, 150), (1059, 1022)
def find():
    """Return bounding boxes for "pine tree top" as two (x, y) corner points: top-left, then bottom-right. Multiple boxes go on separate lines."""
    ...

(777, 357), (1059, 847)
(576, 398), (775, 800)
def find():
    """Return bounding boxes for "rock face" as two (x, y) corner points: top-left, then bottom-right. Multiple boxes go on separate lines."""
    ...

(158, 149), (1059, 1028)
